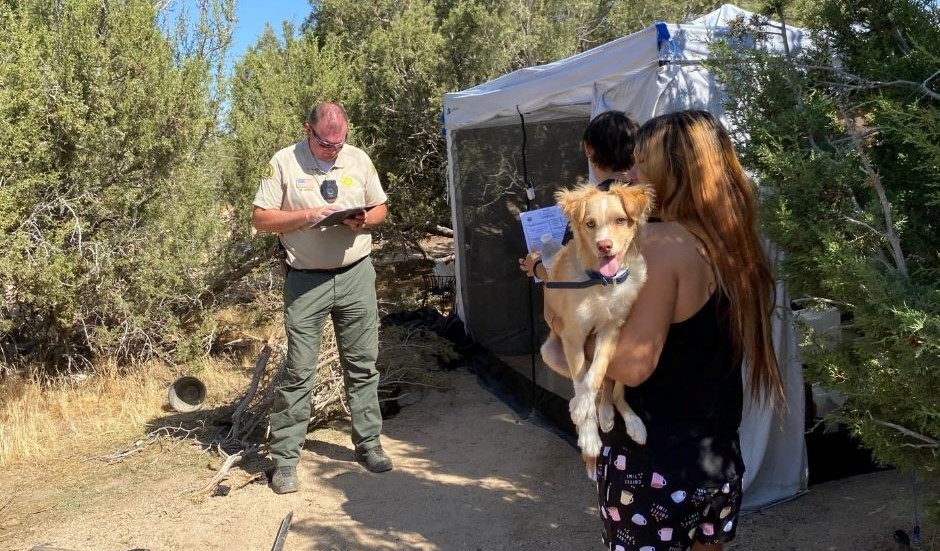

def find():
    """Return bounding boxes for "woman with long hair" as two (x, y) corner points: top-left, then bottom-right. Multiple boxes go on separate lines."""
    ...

(596, 110), (784, 551)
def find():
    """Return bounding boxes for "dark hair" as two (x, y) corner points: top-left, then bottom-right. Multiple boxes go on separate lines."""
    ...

(582, 110), (639, 172)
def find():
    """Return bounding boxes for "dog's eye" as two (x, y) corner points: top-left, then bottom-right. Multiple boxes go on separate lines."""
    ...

(616, 217), (628, 225)
(586, 220), (596, 229)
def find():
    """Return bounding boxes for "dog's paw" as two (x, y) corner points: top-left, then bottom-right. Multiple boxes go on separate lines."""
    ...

(569, 393), (594, 425)
(623, 413), (648, 446)
(598, 403), (615, 433)
(583, 456), (598, 482)
(578, 428), (602, 458)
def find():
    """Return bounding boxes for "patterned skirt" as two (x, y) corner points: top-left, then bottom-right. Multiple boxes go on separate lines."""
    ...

(595, 444), (742, 551)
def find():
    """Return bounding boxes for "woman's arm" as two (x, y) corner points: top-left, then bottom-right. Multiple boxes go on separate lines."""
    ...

(606, 223), (715, 387)
(606, 240), (678, 387)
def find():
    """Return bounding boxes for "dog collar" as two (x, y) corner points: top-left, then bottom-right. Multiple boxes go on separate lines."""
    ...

(544, 268), (631, 289)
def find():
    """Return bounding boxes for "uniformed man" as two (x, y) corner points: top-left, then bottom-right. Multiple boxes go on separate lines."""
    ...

(252, 101), (392, 495)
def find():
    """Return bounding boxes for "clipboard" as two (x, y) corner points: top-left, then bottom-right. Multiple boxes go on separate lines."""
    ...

(312, 205), (378, 228)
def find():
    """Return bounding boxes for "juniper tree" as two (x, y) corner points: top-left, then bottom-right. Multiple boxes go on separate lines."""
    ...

(0, 0), (235, 369)
(713, 0), (940, 477)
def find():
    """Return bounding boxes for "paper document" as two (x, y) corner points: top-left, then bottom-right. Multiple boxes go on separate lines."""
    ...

(520, 205), (568, 252)
(519, 206), (568, 282)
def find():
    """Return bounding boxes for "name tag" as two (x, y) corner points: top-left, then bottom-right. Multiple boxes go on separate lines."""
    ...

(296, 177), (317, 190)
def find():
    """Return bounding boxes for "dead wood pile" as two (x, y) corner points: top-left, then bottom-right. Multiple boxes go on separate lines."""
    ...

(91, 295), (460, 500)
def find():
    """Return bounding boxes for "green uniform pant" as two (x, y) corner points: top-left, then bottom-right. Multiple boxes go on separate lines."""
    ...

(269, 257), (382, 467)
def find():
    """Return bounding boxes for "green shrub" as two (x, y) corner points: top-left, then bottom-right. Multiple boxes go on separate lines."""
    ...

(714, 0), (940, 476)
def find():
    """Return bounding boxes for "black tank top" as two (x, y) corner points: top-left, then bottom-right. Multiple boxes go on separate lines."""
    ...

(604, 292), (744, 487)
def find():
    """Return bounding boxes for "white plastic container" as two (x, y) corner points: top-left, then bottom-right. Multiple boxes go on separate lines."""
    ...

(539, 234), (564, 269)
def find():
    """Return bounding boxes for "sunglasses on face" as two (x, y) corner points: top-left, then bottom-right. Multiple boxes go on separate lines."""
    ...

(310, 127), (345, 151)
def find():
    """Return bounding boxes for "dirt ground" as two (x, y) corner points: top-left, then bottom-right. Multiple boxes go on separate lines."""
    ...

(0, 366), (936, 551)
(1, 235), (935, 551)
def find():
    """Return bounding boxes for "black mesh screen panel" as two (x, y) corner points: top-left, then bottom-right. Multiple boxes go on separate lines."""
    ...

(452, 117), (589, 365)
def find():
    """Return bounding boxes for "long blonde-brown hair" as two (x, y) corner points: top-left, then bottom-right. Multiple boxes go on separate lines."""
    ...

(636, 110), (783, 406)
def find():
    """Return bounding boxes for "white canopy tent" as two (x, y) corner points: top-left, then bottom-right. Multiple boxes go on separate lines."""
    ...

(442, 5), (809, 511)
(443, 4), (806, 131)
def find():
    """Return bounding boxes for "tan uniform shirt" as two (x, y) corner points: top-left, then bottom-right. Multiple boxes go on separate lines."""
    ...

(253, 140), (388, 270)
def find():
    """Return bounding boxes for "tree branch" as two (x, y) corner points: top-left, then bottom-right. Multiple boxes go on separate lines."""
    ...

(802, 64), (940, 101)
(199, 242), (280, 304)
(871, 418), (939, 448)
(193, 446), (246, 496)
(836, 101), (908, 277)
(842, 214), (884, 238)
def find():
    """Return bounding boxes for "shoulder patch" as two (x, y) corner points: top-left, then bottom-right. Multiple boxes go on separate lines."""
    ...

(262, 161), (276, 181)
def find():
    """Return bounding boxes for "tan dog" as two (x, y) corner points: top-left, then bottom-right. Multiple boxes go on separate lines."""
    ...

(540, 183), (653, 479)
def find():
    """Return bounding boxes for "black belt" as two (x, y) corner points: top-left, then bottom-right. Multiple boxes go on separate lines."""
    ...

(289, 256), (367, 275)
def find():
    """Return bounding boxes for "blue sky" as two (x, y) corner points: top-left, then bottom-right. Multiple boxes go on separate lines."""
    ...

(229, 0), (313, 62)
(165, 0), (314, 71)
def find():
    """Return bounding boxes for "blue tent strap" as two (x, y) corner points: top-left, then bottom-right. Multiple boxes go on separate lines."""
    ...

(655, 22), (670, 49)
(655, 21), (685, 62)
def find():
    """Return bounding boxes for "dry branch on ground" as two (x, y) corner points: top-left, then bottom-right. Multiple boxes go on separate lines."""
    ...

(87, 425), (203, 465)
(92, 315), (457, 496)
(192, 446), (262, 498)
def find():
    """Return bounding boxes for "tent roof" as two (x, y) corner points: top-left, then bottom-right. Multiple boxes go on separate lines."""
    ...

(442, 4), (807, 131)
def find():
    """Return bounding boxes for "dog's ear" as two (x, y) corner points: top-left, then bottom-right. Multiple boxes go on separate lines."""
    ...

(555, 188), (582, 222)
(611, 184), (655, 223)
(554, 183), (595, 222)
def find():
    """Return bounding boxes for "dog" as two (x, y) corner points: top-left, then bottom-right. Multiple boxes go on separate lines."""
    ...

(539, 182), (653, 479)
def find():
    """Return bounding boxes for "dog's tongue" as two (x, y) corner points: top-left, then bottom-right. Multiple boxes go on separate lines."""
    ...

(598, 255), (620, 278)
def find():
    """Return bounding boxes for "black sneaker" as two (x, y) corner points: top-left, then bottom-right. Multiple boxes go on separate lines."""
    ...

(355, 446), (393, 473)
(271, 465), (299, 494)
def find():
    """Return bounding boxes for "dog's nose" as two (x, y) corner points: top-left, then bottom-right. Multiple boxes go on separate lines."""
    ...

(596, 239), (613, 254)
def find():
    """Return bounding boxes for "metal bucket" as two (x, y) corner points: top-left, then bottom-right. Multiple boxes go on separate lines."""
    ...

(167, 376), (207, 412)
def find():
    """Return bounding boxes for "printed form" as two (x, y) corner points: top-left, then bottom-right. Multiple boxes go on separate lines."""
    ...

(519, 206), (568, 282)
